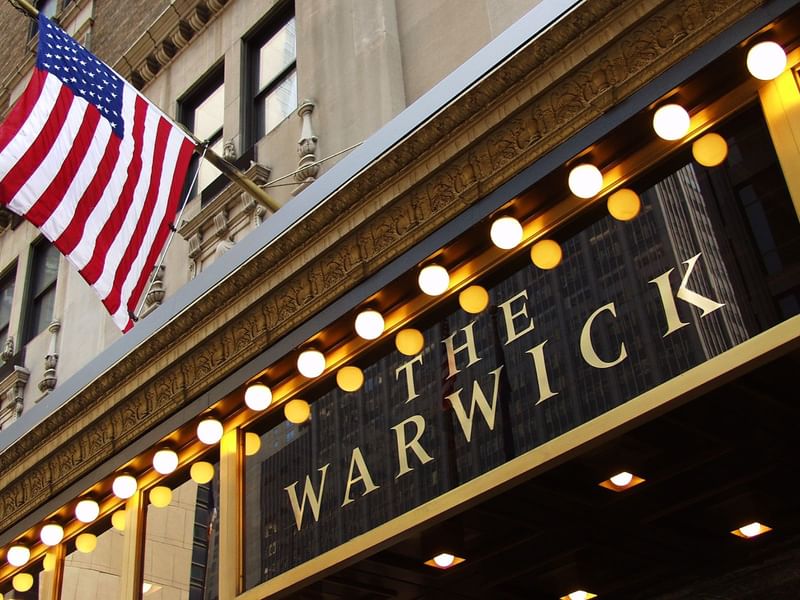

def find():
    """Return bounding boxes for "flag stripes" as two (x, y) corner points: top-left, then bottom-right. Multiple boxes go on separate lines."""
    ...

(0, 15), (196, 331)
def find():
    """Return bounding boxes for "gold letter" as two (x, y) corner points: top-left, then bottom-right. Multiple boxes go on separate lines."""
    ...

(284, 464), (329, 531)
(649, 252), (725, 337)
(390, 415), (434, 479)
(580, 303), (628, 369)
(446, 366), (504, 443)
(442, 320), (482, 378)
(395, 354), (423, 403)
(341, 447), (380, 506)
(526, 340), (558, 404)
(498, 289), (536, 345)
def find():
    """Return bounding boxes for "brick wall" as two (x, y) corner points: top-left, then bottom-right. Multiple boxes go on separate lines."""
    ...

(91, 0), (170, 64)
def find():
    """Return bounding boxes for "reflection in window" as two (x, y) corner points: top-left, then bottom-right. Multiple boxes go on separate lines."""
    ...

(24, 241), (58, 344)
(60, 526), (123, 600)
(180, 71), (224, 199)
(250, 9), (297, 140)
(0, 265), (15, 350)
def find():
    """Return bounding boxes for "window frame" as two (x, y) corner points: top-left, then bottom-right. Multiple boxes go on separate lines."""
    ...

(0, 263), (17, 350)
(242, 1), (296, 149)
(178, 64), (226, 203)
(22, 239), (59, 345)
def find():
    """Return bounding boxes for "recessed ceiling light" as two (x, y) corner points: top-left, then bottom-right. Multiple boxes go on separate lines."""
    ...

(424, 552), (465, 569)
(599, 471), (645, 492)
(731, 521), (772, 538)
(560, 590), (597, 600)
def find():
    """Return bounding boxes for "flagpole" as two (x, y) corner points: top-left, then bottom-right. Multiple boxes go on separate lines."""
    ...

(8, 0), (282, 213)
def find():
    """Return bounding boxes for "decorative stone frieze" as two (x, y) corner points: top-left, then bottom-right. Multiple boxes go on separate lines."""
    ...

(0, 365), (29, 430)
(0, 0), (769, 536)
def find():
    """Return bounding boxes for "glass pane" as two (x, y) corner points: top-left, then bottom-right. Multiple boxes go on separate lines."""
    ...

(30, 286), (55, 340)
(257, 70), (296, 136)
(60, 524), (123, 600)
(196, 136), (223, 195)
(0, 268), (14, 333)
(257, 18), (296, 90)
(193, 84), (224, 143)
(142, 464), (219, 600)
(32, 244), (59, 296)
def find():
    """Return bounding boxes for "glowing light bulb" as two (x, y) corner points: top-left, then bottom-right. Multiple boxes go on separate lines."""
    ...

(432, 553), (455, 568)
(190, 461), (215, 484)
(245, 432), (261, 456)
(354, 309), (385, 340)
(297, 349), (326, 378)
(75, 533), (97, 553)
(75, 499), (100, 523)
(336, 366), (365, 392)
(12, 573), (33, 592)
(530, 239), (563, 270)
(197, 418), (224, 445)
(112, 510), (127, 532)
(244, 383), (272, 411)
(149, 486), (172, 508)
(568, 164), (603, 198)
(112, 475), (138, 499)
(490, 216), (524, 249)
(459, 285), (489, 314)
(568, 591), (589, 600)
(6, 545), (30, 567)
(395, 328), (424, 356)
(152, 449), (179, 475)
(40, 523), (64, 546)
(739, 522), (763, 538)
(609, 471), (634, 487)
(692, 133), (728, 167)
(747, 41), (787, 80)
(653, 104), (690, 140)
(607, 189), (641, 221)
(285, 399), (311, 424)
(418, 264), (449, 296)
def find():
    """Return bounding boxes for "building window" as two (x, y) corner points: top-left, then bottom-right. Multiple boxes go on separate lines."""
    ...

(0, 266), (15, 350)
(247, 5), (297, 143)
(180, 68), (224, 199)
(24, 241), (59, 344)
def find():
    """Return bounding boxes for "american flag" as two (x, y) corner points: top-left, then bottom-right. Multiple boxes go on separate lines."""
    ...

(0, 14), (196, 331)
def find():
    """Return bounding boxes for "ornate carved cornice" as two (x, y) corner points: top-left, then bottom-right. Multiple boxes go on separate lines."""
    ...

(0, 0), (768, 534)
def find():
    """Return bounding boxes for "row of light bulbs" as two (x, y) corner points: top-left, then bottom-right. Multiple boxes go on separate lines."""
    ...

(0, 38), (789, 596)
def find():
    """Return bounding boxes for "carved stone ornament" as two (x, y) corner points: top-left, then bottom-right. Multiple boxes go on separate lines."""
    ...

(0, 0), (769, 536)
(0, 336), (13, 363)
(37, 320), (61, 394)
(292, 100), (319, 196)
(145, 265), (167, 309)
(0, 366), (29, 430)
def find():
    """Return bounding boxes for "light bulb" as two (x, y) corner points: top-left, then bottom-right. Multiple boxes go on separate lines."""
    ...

(568, 164), (604, 198)
(197, 418), (224, 445)
(490, 216), (523, 249)
(395, 328), (424, 356)
(40, 523), (64, 546)
(112, 475), (138, 499)
(6, 545), (30, 567)
(190, 461), (215, 484)
(12, 573), (33, 592)
(354, 309), (385, 340)
(149, 486), (172, 508)
(75, 533), (97, 553)
(609, 471), (634, 487)
(297, 349), (326, 378)
(285, 399), (311, 424)
(653, 103), (690, 140)
(432, 553), (455, 568)
(244, 432), (261, 456)
(244, 383), (272, 411)
(43, 552), (57, 572)
(153, 449), (179, 475)
(739, 522), (763, 538)
(75, 499), (100, 523)
(459, 285), (489, 314)
(692, 133), (728, 167)
(607, 189), (641, 221)
(747, 41), (787, 80)
(418, 264), (450, 296)
(568, 592), (588, 600)
(336, 366), (365, 392)
(530, 239), (563, 270)
(111, 510), (127, 531)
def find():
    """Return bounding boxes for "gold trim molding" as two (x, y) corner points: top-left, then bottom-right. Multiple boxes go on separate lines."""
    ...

(0, 0), (769, 535)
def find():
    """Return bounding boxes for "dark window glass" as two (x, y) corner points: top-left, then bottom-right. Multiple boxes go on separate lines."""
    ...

(0, 266), (15, 349)
(25, 242), (59, 343)
(180, 70), (224, 200)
